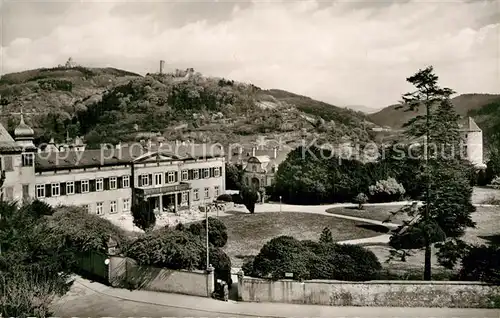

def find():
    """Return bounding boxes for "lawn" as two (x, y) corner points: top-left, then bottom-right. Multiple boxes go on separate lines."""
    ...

(220, 212), (384, 267)
(327, 204), (500, 274)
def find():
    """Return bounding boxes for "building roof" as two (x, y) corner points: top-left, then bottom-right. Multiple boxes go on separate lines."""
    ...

(35, 142), (225, 171)
(0, 122), (23, 153)
(458, 117), (482, 132)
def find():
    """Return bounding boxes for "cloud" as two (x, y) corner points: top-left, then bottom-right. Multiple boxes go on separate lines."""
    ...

(1, 0), (499, 108)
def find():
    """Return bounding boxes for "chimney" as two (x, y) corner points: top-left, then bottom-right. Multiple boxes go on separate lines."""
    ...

(160, 60), (165, 74)
(273, 147), (277, 159)
(252, 147), (256, 156)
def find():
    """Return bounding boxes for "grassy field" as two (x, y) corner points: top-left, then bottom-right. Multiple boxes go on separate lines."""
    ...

(327, 204), (500, 275)
(220, 212), (383, 267)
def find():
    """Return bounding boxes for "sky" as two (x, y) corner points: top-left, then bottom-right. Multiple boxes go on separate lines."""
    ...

(1, 0), (499, 109)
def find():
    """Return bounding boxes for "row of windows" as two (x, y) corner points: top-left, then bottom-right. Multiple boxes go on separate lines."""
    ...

(193, 186), (220, 201)
(138, 167), (222, 187)
(0, 154), (34, 171)
(36, 176), (130, 198)
(83, 198), (131, 215)
(81, 186), (221, 215)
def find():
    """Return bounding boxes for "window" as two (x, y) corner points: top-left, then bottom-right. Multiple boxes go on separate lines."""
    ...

(21, 153), (34, 167)
(193, 169), (199, 180)
(123, 198), (130, 212)
(51, 183), (60, 197)
(82, 205), (90, 213)
(154, 173), (162, 186)
(203, 168), (209, 179)
(204, 187), (210, 199)
(214, 167), (220, 177)
(3, 156), (13, 171)
(167, 171), (175, 183)
(81, 180), (89, 193)
(96, 202), (103, 215)
(182, 192), (189, 203)
(123, 176), (130, 188)
(214, 186), (220, 197)
(181, 170), (188, 181)
(110, 177), (117, 190)
(110, 201), (117, 214)
(141, 174), (149, 186)
(36, 184), (45, 198)
(194, 189), (200, 201)
(66, 181), (75, 195)
(96, 178), (103, 191)
(252, 165), (257, 172)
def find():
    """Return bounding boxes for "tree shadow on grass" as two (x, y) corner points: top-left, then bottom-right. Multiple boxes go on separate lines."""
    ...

(478, 234), (500, 246)
(355, 223), (391, 234)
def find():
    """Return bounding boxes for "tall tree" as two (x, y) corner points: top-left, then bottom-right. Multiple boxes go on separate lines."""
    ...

(391, 66), (475, 280)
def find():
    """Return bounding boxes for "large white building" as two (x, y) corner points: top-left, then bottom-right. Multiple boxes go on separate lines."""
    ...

(459, 117), (486, 169)
(0, 116), (226, 215)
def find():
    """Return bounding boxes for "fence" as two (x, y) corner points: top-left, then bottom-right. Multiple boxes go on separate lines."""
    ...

(237, 274), (500, 308)
(108, 255), (215, 297)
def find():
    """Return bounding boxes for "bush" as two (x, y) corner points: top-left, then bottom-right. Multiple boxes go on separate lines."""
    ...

(245, 234), (382, 282)
(217, 194), (232, 202)
(353, 193), (368, 210)
(368, 177), (406, 203)
(251, 236), (313, 280)
(126, 229), (205, 270)
(458, 245), (500, 284)
(491, 176), (500, 189)
(125, 227), (233, 287)
(46, 206), (129, 252)
(187, 217), (228, 248)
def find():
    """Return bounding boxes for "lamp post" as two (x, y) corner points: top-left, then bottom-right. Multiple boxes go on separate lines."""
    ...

(205, 200), (209, 269)
(279, 196), (282, 213)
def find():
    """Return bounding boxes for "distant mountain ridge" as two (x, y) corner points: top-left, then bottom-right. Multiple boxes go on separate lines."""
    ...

(369, 93), (500, 128)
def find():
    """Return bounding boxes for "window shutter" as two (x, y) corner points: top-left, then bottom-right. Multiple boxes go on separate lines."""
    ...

(60, 182), (67, 195)
(148, 174), (153, 185)
(45, 184), (52, 197)
(210, 168), (214, 177)
(90, 179), (96, 192)
(174, 171), (178, 182)
(3, 156), (13, 171)
(199, 169), (202, 178)
(117, 176), (123, 188)
(188, 169), (193, 180)
(104, 178), (110, 190)
(138, 175), (143, 187)
(75, 181), (82, 194)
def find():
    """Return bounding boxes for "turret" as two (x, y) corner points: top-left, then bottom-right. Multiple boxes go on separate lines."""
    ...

(14, 114), (36, 150)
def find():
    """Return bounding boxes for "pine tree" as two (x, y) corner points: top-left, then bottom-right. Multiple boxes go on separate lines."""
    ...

(319, 227), (333, 244)
(390, 66), (475, 279)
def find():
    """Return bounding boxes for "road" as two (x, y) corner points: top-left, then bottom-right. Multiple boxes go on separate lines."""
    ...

(50, 279), (500, 318)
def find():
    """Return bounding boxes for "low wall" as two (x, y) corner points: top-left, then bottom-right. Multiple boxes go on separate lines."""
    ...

(238, 275), (500, 308)
(109, 256), (214, 297)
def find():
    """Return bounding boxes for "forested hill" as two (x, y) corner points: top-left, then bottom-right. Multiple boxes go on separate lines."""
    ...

(0, 65), (374, 148)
